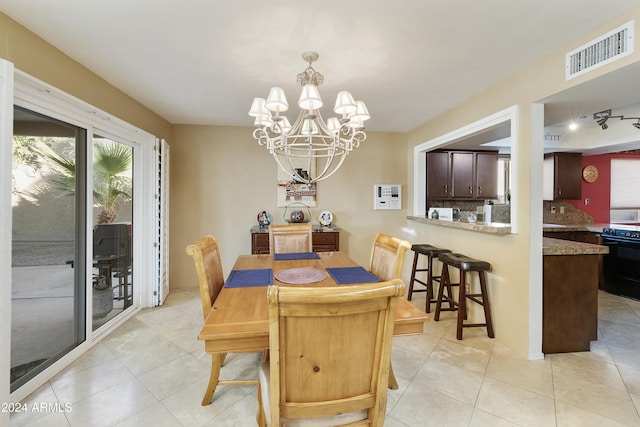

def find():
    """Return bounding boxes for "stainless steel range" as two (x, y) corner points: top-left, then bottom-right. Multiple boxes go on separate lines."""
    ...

(601, 226), (640, 300)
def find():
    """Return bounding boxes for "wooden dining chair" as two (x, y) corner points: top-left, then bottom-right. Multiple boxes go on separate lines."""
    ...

(185, 235), (261, 405)
(268, 223), (313, 254)
(368, 233), (412, 282)
(368, 233), (412, 390)
(256, 279), (405, 427)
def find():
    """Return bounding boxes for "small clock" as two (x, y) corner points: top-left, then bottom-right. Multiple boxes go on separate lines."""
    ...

(582, 165), (599, 183)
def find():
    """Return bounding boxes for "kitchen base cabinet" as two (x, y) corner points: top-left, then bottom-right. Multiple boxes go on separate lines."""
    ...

(543, 254), (599, 353)
(543, 230), (604, 289)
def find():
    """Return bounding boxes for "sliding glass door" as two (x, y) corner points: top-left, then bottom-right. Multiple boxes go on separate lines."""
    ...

(10, 106), (87, 392)
(91, 134), (134, 331)
(3, 66), (161, 402)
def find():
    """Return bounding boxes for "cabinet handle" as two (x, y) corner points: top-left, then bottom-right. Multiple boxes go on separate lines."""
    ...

(478, 186), (482, 195)
(443, 185), (448, 194)
(558, 187), (562, 196)
(468, 186), (473, 194)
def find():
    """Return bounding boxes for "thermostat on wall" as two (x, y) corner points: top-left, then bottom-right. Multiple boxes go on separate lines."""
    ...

(374, 184), (401, 210)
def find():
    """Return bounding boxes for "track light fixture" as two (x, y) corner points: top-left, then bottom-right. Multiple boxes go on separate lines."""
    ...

(593, 109), (640, 131)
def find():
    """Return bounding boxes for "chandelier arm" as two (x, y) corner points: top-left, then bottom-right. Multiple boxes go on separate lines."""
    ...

(273, 150), (308, 184)
(315, 150), (348, 182)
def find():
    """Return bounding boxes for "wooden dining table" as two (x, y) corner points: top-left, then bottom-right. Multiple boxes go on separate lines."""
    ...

(197, 251), (428, 397)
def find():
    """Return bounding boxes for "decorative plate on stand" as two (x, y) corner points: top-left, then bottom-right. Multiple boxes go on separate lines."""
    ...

(319, 210), (333, 226)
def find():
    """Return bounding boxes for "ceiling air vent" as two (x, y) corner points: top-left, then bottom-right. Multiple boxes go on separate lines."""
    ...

(566, 20), (634, 80)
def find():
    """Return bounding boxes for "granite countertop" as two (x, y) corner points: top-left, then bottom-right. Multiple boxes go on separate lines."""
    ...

(542, 223), (610, 233)
(407, 216), (512, 235)
(543, 237), (609, 256)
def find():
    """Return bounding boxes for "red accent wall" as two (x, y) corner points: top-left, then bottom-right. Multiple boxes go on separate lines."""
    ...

(567, 153), (640, 223)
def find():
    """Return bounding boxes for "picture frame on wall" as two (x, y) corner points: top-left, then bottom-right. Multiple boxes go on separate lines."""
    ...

(276, 159), (317, 207)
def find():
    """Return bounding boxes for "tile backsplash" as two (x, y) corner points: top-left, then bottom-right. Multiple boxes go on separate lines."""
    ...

(542, 201), (594, 225)
(428, 201), (510, 223)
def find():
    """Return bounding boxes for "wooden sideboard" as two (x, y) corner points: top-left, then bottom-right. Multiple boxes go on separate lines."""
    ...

(250, 225), (340, 254)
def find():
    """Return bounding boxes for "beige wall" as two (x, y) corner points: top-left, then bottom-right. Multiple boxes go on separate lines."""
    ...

(0, 13), (171, 139)
(171, 125), (410, 286)
(406, 7), (640, 357)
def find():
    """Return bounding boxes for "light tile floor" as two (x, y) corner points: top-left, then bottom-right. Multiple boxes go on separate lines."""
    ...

(10, 288), (640, 426)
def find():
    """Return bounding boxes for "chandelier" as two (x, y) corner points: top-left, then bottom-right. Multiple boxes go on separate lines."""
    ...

(248, 51), (369, 184)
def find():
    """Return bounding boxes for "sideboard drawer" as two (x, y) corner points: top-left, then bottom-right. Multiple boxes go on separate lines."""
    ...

(312, 232), (339, 252)
(251, 232), (270, 254)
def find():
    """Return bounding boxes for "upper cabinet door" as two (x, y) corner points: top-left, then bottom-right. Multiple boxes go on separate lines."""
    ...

(475, 152), (498, 199)
(450, 152), (474, 198)
(543, 152), (582, 200)
(426, 151), (451, 198)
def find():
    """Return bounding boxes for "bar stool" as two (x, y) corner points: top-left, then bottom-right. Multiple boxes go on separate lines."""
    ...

(407, 244), (451, 313)
(434, 253), (495, 340)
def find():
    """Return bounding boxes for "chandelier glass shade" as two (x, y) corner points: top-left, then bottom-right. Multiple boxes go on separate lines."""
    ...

(249, 52), (369, 184)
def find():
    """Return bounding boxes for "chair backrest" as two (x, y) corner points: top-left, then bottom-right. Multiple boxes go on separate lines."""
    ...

(368, 233), (412, 281)
(268, 223), (313, 254)
(185, 235), (224, 320)
(266, 279), (405, 426)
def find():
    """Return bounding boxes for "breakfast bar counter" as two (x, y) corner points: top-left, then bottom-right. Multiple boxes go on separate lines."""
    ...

(407, 215), (511, 235)
(542, 237), (608, 353)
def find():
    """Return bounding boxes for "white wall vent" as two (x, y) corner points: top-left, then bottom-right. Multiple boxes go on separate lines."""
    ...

(566, 20), (634, 80)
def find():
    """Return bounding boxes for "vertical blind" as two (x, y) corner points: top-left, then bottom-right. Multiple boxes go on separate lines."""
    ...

(610, 158), (640, 208)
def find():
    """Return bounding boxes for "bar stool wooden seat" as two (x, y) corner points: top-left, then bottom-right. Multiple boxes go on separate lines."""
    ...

(407, 244), (451, 313)
(434, 253), (495, 340)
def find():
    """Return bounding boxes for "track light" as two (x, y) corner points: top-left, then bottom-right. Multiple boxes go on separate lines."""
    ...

(593, 109), (612, 130)
(596, 117), (608, 129)
(592, 109), (640, 130)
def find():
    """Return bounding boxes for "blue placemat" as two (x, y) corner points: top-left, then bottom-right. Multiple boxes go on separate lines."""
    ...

(325, 267), (381, 284)
(224, 268), (273, 288)
(274, 252), (320, 260)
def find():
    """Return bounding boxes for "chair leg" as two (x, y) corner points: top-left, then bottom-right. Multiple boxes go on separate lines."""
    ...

(434, 264), (450, 321)
(201, 353), (223, 406)
(426, 256), (434, 313)
(407, 252), (420, 300)
(479, 272), (495, 338)
(388, 363), (399, 390)
(456, 272), (467, 340)
(256, 380), (266, 427)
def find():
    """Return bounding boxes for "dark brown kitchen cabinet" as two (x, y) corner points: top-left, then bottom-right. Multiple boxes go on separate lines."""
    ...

(542, 230), (604, 288)
(543, 152), (582, 200)
(450, 152), (475, 198)
(475, 152), (499, 199)
(543, 253), (599, 353)
(426, 151), (450, 198)
(426, 150), (498, 200)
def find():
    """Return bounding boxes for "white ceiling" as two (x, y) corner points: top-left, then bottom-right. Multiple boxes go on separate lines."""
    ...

(0, 1), (638, 134)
